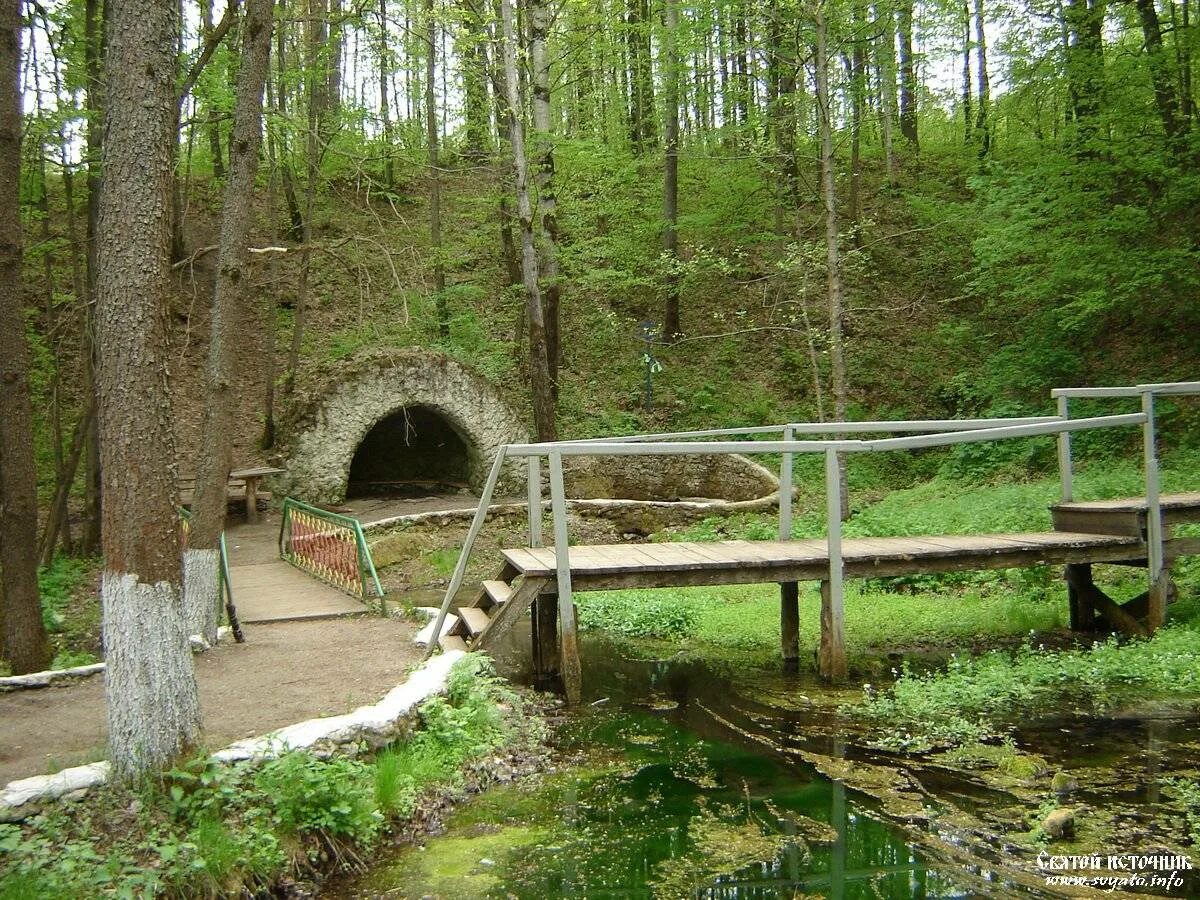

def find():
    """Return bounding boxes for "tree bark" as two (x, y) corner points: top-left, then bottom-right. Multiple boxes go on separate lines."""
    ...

(897, 0), (918, 148)
(874, 1), (897, 182)
(1133, 0), (1183, 149)
(186, 0), (274, 645)
(201, 0), (225, 177)
(0, 6), (51, 675)
(961, 0), (972, 142)
(529, 0), (561, 393)
(378, 0), (395, 185)
(973, 0), (991, 155)
(662, 0), (681, 340)
(425, 0), (447, 334)
(500, 0), (557, 441)
(95, 0), (201, 780)
(814, 0), (850, 515)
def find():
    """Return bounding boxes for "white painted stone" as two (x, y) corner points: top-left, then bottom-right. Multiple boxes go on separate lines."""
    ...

(0, 663), (106, 692)
(0, 650), (467, 821)
(414, 613), (460, 647)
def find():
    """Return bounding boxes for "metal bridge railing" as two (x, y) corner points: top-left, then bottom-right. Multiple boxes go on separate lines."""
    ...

(423, 381), (1200, 666)
(279, 498), (385, 607)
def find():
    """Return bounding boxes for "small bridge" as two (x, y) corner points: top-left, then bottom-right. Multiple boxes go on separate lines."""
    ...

(425, 381), (1200, 702)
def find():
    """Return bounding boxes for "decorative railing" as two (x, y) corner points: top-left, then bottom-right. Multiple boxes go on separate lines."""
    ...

(278, 498), (384, 606)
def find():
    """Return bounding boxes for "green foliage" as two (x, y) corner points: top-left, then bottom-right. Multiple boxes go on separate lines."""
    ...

(577, 591), (700, 639)
(1161, 779), (1200, 845)
(0, 656), (527, 896)
(37, 556), (92, 635)
(254, 753), (382, 844)
(852, 625), (1200, 752)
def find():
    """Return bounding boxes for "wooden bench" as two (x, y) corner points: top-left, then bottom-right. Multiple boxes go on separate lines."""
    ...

(179, 466), (284, 524)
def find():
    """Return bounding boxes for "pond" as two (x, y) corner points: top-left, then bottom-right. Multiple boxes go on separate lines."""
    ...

(328, 636), (1062, 898)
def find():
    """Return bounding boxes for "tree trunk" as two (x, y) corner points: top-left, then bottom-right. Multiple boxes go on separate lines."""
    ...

(378, 0), (395, 185)
(874, 2), (897, 182)
(328, 0), (344, 113)
(973, 0), (991, 155)
(201, 0), (225, 176)
(1063, 0), (1106, 152)
(897, 0), (918, 148)
(961, 0), (972, 143)
(81, 0), (105, 556)
(457, 0), (490, 158)
(814, 0), (850, 515)
(95, 0), (201, 781)
(529, 0), (561, 393)
(662, 0), (681, 340)
(481, 3), (522, 287)
(0, 7), (51, 675)
(1133, 0), (1183, 149)
(500, 0), (557, 441)
(185, 0), (274, 645)
(425, 0), (447, 334)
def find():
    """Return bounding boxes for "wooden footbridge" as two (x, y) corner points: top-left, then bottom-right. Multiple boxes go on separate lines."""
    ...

(424, 381), (1200, 702)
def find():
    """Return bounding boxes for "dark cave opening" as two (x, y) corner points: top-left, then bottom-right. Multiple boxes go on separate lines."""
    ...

(346, 406), (470, 497)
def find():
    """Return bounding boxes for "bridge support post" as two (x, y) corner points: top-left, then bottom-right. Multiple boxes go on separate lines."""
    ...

(548, 450), (582, 704)
(1066, 563), (1097, 631)
(780, 582), (799, 673)
(532, 591), (560, 687)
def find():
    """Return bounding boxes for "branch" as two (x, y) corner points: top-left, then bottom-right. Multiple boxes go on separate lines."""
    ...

(177, 0), (240, 111)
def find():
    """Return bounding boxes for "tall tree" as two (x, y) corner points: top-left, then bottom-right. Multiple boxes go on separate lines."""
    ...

(186, 0), (275, 644)
(529, 0), (561, 391)
(973, 0), (991, 155)
(426, 0), (447, 334)
(662, 0), (681, 339)
(0, 0), (51, 675)
(897, 0), (918, 147)
(813, 0), (849, 511)
(95, 0), (201, 780)
(500, 0), (557, 441)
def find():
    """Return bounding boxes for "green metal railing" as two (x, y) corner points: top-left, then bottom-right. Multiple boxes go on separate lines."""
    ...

(278, 498), (384, 607)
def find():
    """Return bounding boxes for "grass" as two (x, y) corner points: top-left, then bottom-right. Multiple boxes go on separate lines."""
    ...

(0, 655), (538, 899)
(578, 453), (1200, 664)
(851, 622), (1200, 751)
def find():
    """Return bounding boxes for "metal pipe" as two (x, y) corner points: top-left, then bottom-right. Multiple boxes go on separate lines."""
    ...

(863, 413), (1146, 452)
(505, 438), (865, 457)
(422, 447), (509, 660)
(779, 425), (793, 540)
(527, 456), (542, 548)
(824, 448), (844, 673)
(788, 416), (1060, 434)
(548, 449), (581, 702)
(1056, 395), (1073, 502)
(557, 424), (788, 444)
(1142, 390), (1165, 629)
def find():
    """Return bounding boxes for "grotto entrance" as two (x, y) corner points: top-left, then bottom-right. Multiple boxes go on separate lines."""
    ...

(346, 406), (470, 498)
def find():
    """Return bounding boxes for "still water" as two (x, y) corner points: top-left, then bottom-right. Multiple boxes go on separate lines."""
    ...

(334, 637), (1054, 898)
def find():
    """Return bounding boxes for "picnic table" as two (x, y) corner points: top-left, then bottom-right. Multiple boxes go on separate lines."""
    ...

(229, 466), (284, 523)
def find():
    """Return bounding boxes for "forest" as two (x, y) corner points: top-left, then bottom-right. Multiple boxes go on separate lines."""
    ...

(1, 0), (1199, 893)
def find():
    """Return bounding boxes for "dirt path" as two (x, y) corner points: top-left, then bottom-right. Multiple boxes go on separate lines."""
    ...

(0, 617), (421, 785)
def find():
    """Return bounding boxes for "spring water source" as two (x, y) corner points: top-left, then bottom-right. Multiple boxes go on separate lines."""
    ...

(329, 635), (1066, 898)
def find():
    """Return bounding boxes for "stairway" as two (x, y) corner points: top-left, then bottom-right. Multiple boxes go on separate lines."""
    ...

(433, 563), (553, 653)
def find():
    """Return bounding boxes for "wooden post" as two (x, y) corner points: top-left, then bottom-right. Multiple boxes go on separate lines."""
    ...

(1056, 394), (1072, 502)
(779, 426), (799, 672)
(532, 591), (559, 686)
(819, 448), (847, 682)
(244, 475), (260, 523)
(548, 450), (582, 703)
(1065, 563), (1096, 631)
(1141, 390), (1167, 631)
(527, 456), (542, 548)
(780, 582), (799, 672)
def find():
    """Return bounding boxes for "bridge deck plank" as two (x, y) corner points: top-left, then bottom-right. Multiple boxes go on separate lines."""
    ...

(500, 532), (1145, 589)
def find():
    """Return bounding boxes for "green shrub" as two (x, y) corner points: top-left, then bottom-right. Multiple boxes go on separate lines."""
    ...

(577, 591), (699, 639)
(254, 753), (382, 844)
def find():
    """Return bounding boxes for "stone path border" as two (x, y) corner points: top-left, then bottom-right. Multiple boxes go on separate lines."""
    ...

(0, 649), (465, 822)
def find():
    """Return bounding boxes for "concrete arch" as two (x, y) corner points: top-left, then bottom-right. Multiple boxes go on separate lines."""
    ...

(279, 352), (526, 503)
